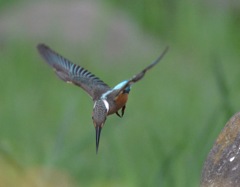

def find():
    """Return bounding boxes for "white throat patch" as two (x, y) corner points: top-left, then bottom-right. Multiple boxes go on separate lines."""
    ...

(102, 100), (110, 112)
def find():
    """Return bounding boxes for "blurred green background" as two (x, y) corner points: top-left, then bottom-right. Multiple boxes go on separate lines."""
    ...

(0, 0), (240, 186)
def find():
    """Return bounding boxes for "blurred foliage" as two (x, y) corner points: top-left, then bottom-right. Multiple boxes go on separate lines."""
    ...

(0, 0), (240, 187)
(106, 0), (240, 51)
(0, 0), (18, 10)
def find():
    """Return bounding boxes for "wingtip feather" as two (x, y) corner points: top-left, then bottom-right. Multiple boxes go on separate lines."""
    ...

(37, 43), (49, 53)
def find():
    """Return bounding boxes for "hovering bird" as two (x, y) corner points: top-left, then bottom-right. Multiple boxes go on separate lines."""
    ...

(37, 44), (168, 153)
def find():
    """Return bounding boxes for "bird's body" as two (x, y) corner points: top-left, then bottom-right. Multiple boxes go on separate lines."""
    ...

(37, 44), (168, 153)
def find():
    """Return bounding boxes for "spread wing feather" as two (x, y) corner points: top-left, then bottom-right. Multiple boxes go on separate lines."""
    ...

(37, 44), (110, 100)
(114, 46), (169, 97)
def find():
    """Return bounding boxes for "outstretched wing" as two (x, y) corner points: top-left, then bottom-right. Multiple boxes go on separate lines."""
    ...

(114, 46), (169, 97)
(37, 44), (110, 100)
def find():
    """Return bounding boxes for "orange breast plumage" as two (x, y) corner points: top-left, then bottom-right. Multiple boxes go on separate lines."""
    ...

(115, 93), (128, 110)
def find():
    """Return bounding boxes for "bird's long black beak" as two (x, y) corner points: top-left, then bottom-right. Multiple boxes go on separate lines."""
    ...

(95, 126), (102, 154)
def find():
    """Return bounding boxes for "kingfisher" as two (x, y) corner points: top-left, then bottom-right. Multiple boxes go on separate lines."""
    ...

(37, 44), (168, 153)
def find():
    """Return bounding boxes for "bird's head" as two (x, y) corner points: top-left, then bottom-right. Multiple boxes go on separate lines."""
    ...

(92, 99), (109, 153)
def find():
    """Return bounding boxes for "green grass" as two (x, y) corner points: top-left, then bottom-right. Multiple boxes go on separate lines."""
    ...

(0, 0), (240, 186)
